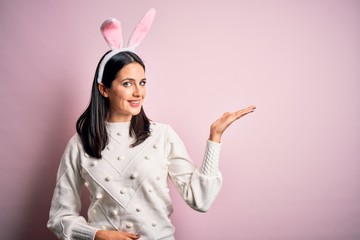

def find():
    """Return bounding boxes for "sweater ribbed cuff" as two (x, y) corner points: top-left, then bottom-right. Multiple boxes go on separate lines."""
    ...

(71, 222), (99, 240)
(200, 140), (221, 176)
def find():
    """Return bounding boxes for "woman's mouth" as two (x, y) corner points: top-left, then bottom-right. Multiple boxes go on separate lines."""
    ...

(128, 100), (141, 107)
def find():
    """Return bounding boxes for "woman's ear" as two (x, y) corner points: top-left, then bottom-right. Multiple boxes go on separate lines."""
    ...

(98, 83), (109, 97)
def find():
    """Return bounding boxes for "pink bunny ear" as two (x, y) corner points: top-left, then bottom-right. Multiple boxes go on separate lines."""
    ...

(100, 18), (123, 49)
(128, 8), (156, 49)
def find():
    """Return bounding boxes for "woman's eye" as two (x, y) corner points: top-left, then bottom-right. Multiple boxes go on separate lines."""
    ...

(123, 82), (132, 87)
(140, 80), (147, 86)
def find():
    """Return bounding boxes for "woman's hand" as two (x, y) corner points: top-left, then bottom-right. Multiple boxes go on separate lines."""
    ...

(95, 230), (140, 240)
(209, 105), (256, 143)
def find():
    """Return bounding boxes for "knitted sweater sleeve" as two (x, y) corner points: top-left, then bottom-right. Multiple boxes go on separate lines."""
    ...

(47, 135), (99, 240)
(166, 125), (223, 212)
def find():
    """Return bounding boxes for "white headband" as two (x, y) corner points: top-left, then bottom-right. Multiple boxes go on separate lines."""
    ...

(97, 8), (156, 83)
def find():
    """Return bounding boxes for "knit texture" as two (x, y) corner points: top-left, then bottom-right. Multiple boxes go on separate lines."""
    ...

(48, 122), (222, 240)
(200, 141), (221, 176)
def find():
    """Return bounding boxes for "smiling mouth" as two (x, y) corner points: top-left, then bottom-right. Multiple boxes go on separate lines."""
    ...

(128, 100), (141, 107)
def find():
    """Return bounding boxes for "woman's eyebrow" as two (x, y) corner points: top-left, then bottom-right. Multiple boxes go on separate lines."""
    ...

(121, 78), (147, 82)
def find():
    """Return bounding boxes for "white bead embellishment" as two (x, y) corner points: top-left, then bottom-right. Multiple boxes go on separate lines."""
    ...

(131, 173), (138, 179)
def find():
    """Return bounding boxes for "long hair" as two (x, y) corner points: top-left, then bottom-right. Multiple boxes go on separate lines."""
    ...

(76, 51), (151, 159)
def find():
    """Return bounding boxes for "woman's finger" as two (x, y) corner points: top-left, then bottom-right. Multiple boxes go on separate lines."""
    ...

(223, 105), (256, 125)
(234, 105), (256, 120)
(123, 232), (140, 239)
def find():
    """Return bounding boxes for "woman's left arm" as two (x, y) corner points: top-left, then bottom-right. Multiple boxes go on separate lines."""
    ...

(167, 105), (256, 212)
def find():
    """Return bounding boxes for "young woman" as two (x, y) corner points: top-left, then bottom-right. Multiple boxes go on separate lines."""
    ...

(47, 10), (255, 240)
(47, 50), (255, 240)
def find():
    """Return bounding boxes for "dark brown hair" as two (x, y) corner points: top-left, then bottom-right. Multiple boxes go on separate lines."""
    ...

(76, 51), (151, 158)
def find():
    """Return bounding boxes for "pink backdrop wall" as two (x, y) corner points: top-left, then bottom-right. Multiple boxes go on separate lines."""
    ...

(1, 0), (359, 239)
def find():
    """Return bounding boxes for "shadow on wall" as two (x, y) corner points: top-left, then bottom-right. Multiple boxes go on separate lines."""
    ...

(15, 76), (88, 240)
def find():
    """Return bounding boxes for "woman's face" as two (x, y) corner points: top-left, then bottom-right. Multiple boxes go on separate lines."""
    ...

(101, 62), (146, 122)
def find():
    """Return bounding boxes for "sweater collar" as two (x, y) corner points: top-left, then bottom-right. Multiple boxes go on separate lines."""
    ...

(106, 121), (131, 131)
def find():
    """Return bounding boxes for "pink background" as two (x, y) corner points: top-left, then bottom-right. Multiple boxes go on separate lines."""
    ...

(1, 0), (360, 239)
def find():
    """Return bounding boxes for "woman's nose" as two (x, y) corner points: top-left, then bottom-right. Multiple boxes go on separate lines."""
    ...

(132, 84), (142, 97)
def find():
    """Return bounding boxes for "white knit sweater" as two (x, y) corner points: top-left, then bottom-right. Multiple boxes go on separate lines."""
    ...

(47, 122), (222, 240)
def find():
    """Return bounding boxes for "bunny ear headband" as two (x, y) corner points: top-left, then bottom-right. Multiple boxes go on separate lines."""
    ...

(97, 8), (156, 83)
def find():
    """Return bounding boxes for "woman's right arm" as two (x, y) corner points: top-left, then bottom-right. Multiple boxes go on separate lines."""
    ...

(48, 136), (141, 240)
(47, 136), (99, 240)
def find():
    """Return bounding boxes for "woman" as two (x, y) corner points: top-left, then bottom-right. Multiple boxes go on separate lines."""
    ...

(47, 50), (255, 240)
(47, 10), (255, 240)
